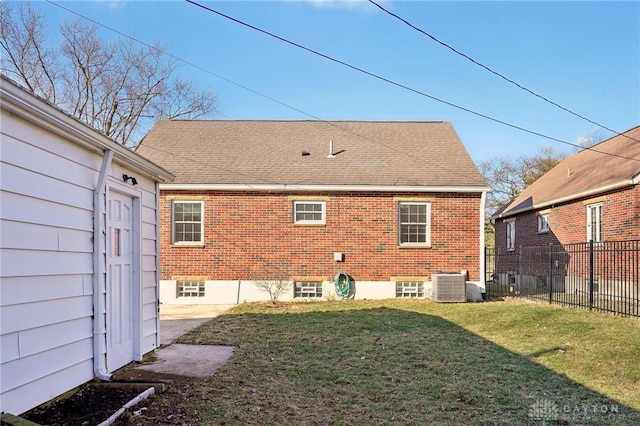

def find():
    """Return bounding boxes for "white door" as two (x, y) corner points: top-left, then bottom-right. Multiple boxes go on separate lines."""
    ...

(106, 191), (134, 371)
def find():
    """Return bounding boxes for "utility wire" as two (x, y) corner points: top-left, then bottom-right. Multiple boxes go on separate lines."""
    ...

(186, 0), (640, 162)
(368, 0), (640, 145)
(44, 0), (488, 184)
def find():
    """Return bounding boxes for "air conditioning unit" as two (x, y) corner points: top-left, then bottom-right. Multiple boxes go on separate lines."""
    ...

(431, 274), (466, 303)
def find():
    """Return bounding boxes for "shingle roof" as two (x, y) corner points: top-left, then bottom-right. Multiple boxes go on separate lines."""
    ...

(494, 126), (640, 218)
(136, 120), (486, 188)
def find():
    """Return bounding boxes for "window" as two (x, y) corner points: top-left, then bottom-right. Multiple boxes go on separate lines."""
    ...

(396, 281), (424, 298)
(294, 281), (323, 298)
(587, 203), (603, 242)
(505, 219), (515, 251)
(399, 202), (430, 246)
(177, 280), (205, 297)
(537, 213), (549, 233)
(293, 201), (325, 225)
(173, 201), (203, 244)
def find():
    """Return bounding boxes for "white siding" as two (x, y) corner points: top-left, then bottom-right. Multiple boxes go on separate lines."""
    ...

(0, 98), (164, 414)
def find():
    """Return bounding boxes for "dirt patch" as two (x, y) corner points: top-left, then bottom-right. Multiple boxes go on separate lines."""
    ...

(21, 384), (146, 426)
(19, 362), (205, 425)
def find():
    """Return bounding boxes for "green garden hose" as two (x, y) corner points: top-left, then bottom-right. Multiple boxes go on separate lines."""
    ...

(334, 272), (351, 299)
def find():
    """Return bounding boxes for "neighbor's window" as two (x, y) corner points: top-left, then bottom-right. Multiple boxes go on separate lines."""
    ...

(293, 201), (326, 225)
(399, 202), (431, 246)
(294, 281), (323, 298)
(506, 219), (516, 251)
(173, 201), (204, 244)
(537, 213), (549, 233)
(587, 203), (603, 243)
(396, 281), (424, 298)
(177, 281), (205, 297)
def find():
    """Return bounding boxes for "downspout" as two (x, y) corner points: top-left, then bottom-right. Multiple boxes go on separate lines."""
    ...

(154, 181), (161, 350)
(93, 149), (114, 381)
(479, 191), (487, 291)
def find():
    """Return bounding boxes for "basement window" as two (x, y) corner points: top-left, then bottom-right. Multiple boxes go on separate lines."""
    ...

(396, 281), (424, 298)
(294, 281), (323, 298)
(177, 281), (205, 298)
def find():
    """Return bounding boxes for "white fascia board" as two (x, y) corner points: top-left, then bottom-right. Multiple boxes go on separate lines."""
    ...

(493, 179), (635, 219)
(159, 183), (491, 193)
(1, 79), (174, 183)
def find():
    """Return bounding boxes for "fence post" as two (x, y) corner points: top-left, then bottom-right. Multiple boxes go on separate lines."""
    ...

(518, 246), (523, 292)
(589, 240), (594, 311)
(548, 243), (553, 304)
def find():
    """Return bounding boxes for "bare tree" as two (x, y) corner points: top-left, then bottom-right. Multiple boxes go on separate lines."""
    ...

(480, 146), (566, 216)
(254, 275), (292, 306)
(0, 3), (216, 146)
(252, 262), (292, 305)
(574, 128), (611, 151)
(0, 3), (59, 102)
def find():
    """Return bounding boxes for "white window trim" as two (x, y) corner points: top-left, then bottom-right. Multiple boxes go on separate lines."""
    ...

(172, 200), (204, 245)
(537, 213), (549, 233)
(398, 202), (431, 247)
(293, 201), (326, 225)
(505, 219), (516, 251)
(586, 203), (603, 243)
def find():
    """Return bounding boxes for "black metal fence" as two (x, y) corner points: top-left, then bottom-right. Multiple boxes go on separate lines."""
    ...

(485, 240), (640, 317)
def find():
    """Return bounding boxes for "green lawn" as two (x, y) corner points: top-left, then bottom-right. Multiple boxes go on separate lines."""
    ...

(177, 299), (639, 425)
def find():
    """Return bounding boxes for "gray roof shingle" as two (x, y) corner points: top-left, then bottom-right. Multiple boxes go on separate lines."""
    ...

(136, 120), (486, 188)
(494, 126), (640, 218)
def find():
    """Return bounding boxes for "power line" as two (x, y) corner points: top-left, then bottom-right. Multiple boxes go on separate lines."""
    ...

(186, 0), (640, 163)
(367, 0), (640, 145)
(43, 0), (488, 184)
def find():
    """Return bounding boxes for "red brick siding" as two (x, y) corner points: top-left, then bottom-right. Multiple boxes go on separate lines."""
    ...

(494, 185), (639, 249)
(160, 191), (482, 281)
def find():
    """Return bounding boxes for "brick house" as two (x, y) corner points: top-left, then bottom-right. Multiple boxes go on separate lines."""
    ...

(491, 126), (640, 294)
(136, 120), (489, 304)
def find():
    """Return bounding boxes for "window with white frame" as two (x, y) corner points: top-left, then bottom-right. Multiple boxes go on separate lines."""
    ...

(177, 280), (205, 297)
(293, 201), (325, 225)
(294, 281), (323, 298)
(505, 219), (516, 251)
(396, 281), (424, 298)
(587, 203), (603, 242)
(537, 213), (549, 233)
(399, 202), (431, 246)
(173, 201), (204, 244)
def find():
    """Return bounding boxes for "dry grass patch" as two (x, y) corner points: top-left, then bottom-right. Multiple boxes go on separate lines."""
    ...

(175, 299), (638, 425)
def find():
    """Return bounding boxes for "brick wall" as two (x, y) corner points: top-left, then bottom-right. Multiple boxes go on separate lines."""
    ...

(494, 185), (639, 250)
(160, 191), (483, 282)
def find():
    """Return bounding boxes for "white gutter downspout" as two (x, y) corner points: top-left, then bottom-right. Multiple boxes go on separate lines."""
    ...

(93, 149), (113, 381)
(479, 191), (487, 291)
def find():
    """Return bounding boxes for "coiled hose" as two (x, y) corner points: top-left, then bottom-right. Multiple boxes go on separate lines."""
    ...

(334, 272), (351, 299)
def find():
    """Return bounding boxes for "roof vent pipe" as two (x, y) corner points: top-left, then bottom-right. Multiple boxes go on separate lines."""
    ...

(327, 140), (335, 158)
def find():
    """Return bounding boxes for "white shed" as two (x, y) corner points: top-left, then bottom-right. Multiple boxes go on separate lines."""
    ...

(0, 77), (174, 415)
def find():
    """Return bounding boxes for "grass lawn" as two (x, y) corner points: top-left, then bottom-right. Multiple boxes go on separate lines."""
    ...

(177, 299), (639, 425)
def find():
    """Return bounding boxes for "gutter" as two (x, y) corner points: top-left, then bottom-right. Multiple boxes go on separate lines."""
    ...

(93, 150), (114, 381)
(492, 179), (636, 219)
(1, 78), (173, 183)
(159, 183), (491, 193)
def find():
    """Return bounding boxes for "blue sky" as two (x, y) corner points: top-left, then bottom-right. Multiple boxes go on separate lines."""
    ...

(35, 1), (640, 164)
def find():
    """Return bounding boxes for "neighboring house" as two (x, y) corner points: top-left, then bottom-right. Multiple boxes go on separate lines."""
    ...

(136, 120), (489, 305)
(491, 126), (640, 293)
(0, 77), (174, 415)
